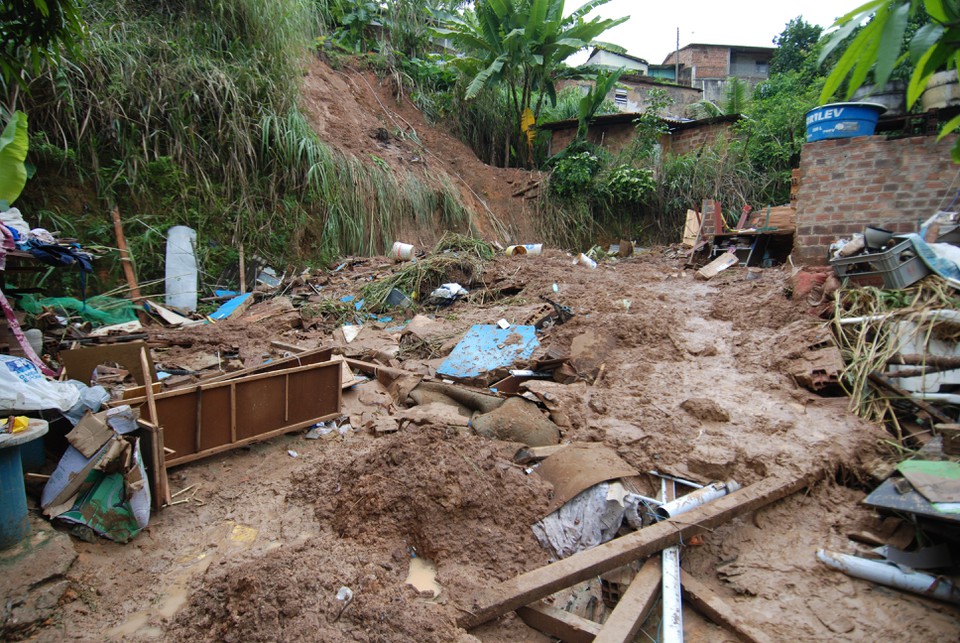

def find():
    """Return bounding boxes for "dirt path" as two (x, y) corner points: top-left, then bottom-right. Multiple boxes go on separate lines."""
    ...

(21, 250), (960, 642)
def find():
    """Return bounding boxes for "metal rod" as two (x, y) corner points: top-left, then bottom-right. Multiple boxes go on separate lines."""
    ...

(648, 471), (704, 489)
(662, 480), (683, 643)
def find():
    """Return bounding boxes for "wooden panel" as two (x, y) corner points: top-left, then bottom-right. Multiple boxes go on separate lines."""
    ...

(236, 376), (286, 440)
(129, 360), (341, 467)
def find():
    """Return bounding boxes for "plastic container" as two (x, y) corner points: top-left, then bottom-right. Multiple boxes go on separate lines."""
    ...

(805, 102), (886, 142)
(505, 244), (543, 256)
(391, 241), (415, 261)
(829, 238), (930, 289)
(922, 70), (960, 111)
(574, 253), (597, 269)
(165, 226), (198, 312)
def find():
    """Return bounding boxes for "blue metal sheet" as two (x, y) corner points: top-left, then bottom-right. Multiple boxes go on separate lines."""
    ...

(437, 325), (539, 379)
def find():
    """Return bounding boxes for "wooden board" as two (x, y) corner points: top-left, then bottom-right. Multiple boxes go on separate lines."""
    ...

(593, 557), (662, 643)
(680, 571), (774, 643)
(457, 472), (819, 630)
(516, 603), (601, 643)
(125, 360), (341, 467)
(62, 341), (156, 386)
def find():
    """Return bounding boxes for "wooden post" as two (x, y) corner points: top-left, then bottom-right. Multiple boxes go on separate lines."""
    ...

(680, 571), (774, 643)
(111, 206), (142, 302)
(516, 603), (601, 643)
(140, 347), (171, 507)
(457, 472), (819, 630)
(593, 557), (662, 643)
(238, 243), (246, 294)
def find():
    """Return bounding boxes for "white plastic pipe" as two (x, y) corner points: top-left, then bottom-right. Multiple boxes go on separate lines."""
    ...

(655, 480), (741, 521)
(817, 550), (960, 604)
(661, 479), (684, 643)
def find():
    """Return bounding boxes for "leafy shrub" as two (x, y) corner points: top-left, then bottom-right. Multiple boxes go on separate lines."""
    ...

(596, 165), (654, 203)
(549, 150), (605, 198)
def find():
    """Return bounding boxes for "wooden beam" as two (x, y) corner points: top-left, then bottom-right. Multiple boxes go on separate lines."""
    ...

(868, 372), (954, 425)
(593, 557), (662, 643)
(457, 472), (819, 630)
(111, 206), (142, 302)
(140, 347), (171, 507)
(679, 571), (773, 643)
(516, 603), (601, 643)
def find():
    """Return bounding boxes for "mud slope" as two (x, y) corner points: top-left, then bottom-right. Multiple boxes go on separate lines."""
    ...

(300, 57), (542, 244)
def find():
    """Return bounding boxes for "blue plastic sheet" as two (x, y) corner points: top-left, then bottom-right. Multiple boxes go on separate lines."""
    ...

(437, 325), (539, 379)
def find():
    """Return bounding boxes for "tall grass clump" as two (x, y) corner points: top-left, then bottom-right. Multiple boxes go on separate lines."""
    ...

(12, 0), (474, 290)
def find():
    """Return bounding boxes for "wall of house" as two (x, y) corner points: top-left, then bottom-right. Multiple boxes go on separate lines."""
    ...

(619, 79), (701, 113)
(586, 50), (647, 73)
(793, 134), (958, 263)
(664, 121), (736, 156)
(547, 121), (637, 157)
(729, 50), (770, 79)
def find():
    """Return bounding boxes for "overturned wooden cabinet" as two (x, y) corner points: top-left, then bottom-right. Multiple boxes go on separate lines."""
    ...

(125, 351), (341, 467)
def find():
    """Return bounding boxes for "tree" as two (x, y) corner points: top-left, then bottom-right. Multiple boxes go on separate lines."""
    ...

(1, 0), (85, 87)
(819, 0), (960, 159)
(576, 67), (623, 140)
(770, 17), (823, 76)
(433, 0), (626, 165)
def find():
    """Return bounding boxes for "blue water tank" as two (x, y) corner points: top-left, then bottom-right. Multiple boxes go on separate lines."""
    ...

(805, 102), (887, 142)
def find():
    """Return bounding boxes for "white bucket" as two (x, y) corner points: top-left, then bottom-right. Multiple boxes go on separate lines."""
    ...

(391, 241), (415, 261)
(575, 253), (597, 269)
(506, 243), (543, 256)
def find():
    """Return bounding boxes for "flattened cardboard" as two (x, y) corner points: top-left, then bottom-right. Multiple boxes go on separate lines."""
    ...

(66, 411), (113, 458)
(537, 444), (639, 515)
(62, 341), (156, 386)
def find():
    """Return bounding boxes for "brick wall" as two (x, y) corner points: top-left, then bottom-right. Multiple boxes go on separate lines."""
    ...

(665, 121), (735, 156)
(794, 134), (958, 263)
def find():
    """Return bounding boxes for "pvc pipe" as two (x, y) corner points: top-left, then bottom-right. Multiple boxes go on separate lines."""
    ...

(661, 479), (684, 643)
(655, 480), (742, 521)
(817, 550), (960, 605)
(840, 309), (960, 325)
(911, 392), (960, 406)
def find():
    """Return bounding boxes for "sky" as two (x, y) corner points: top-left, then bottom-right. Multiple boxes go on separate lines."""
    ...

(566, 0), (869, 65)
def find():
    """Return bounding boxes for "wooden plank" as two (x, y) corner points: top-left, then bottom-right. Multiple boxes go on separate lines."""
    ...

(457, 472), (819, 630)
(868, 372), (954, 425)
(516, 603), (601, 643)
(679, 571), (774, 643)
(140, 347), (171, 507)
(112, 205), (142, 302)
(593, 557), (662, 643)
(271, 340), (308, 354)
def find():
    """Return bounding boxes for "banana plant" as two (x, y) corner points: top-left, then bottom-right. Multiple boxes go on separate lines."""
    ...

(819, 0), (960, 160)
(433, 0), (626, 164)
(0, 111), (29, 208)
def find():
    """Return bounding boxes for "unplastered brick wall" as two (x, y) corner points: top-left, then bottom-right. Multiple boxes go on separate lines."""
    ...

(794, 134), (959, 263)
(666, 121), (735, 156)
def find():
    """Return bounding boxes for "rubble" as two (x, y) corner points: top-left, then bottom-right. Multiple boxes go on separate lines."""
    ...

(2, 222), (960, 642)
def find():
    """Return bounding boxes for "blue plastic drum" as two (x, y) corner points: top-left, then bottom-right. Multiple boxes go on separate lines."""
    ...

(805, 102), (887, 142)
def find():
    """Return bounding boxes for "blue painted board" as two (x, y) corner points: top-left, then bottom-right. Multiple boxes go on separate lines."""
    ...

(437, 325), (538, 379)
(210, 292), (253, 320)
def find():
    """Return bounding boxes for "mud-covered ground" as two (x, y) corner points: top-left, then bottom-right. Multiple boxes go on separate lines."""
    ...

(20, 250), (960, 641)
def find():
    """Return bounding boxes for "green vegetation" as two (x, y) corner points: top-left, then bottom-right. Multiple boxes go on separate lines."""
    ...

(820, 0), (960, 159)
(1, 0), (85, 85)
(14, 0), (472, 294)
(433, 0), (626, 166)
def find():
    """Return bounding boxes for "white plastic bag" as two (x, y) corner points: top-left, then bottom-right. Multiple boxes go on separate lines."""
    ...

(0, 355), (80, 412)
